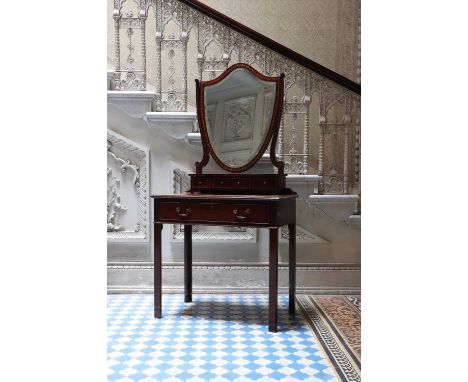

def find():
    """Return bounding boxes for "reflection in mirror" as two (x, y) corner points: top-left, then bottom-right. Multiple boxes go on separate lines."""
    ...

(204, 68), (276, 168)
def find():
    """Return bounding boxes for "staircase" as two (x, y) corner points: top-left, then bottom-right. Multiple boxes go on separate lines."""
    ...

(107, 0), (361, 293)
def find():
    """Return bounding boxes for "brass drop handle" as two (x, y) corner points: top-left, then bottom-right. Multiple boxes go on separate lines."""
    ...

(176, 206), (191, 217)
(233, 208), (251, 220)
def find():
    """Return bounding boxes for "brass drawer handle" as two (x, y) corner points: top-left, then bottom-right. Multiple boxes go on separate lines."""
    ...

(233, 208), (251, 220)
(176, 206), (191, 217)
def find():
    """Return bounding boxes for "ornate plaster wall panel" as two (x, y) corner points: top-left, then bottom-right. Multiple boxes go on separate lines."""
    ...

(107, 129), (150, 240)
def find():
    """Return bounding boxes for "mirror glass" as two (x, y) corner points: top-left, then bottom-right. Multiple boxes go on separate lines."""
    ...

(204, 68), (276, 168)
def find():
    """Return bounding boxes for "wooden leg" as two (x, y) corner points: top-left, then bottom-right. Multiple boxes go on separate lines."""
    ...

(184, 225), (192, 303)
(288, 223), (296, 315)
(269, 227), (278, 332)
(154, 223), (163, 319)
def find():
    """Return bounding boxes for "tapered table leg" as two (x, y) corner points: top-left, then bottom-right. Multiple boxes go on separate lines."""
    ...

(184, 225), (192, 303)
(288, 223), (296, 315)
(269, 227), (279, 332)
(154, 223), (163, 318)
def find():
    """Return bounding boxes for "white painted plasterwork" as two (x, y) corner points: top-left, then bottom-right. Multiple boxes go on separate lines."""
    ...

(348, 214), (361, 230)
(145, 111), (197, 139)
(107, 129), (150, 241)
(107, 70), (115, 90)
(107, 90), (156, 116)
(307, 194), (359, 222)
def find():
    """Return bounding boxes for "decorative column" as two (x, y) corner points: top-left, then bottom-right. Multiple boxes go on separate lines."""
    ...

(302, 73), (311, 174)
(139, 1), (147, 90)
(278, 110), (284, 159)
(343, 92), (352, 194)
(318, 81), (326, 194)
(180, 32), (188, 111)
(154, 0), (162, 111)
(113, 2), (121, 88)
(197, 15), (204, 81)
(343, 128), (349, 194)
(181, 10), (188, 112)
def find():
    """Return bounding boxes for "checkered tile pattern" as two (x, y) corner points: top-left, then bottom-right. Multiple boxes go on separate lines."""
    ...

(108, 294), (338, 382)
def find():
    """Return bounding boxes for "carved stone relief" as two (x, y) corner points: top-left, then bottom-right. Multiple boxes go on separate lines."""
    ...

(107, 129), (150, 240)
(107, 168), (127, 232)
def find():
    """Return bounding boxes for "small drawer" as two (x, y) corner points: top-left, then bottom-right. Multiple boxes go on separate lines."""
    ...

(253, 178), (277, 189)
(213, 177), (250, 189)
(190, 177), (211, 189)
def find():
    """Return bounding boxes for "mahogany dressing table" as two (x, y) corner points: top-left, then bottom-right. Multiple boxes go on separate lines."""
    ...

(151, 63), (297, 332)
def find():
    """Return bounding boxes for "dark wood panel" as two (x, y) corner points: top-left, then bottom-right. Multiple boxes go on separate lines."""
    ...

(156, 201), (270, 225)
(154, 223), (162, 319)
(189, 174), (289, 194)
(288, 223), (296, 315)
(153, 193), (297, 202)
(275, 198), (297, 227)
(212, 177), (251, 190)
(269, 227), (278, 332)
(184, 225), (192, 303)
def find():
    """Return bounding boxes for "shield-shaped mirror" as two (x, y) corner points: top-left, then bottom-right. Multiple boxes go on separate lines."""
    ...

(195, 63), (284, 174)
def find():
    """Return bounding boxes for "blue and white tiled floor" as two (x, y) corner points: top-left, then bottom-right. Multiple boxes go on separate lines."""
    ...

(108, 294), (339, 382)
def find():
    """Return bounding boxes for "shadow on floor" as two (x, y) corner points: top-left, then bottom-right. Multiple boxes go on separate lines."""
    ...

(169, 300), (300, 326)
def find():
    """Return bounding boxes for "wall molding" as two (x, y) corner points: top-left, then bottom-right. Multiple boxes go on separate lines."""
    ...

(108, 262), (361, 293)
(107, 261), (360, 271)
(107, 285), (361, 295)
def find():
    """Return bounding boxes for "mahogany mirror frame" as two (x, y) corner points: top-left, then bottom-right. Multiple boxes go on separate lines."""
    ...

(195, 63), (285, 175)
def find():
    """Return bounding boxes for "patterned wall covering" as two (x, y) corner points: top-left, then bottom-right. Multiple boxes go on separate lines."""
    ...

(200, 0), (359, 82)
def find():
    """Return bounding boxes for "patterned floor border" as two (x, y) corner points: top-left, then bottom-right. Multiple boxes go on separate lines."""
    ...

(296, 296), (361, 382)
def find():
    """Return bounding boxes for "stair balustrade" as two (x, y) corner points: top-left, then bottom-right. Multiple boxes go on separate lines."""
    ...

(110, 0), (360, 195)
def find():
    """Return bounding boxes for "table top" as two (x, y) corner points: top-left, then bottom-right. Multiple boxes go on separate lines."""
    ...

(151, 193), (298, 201)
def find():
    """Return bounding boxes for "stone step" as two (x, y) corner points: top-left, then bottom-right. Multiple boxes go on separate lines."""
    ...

(145, 112), (197, 140)
(107, 90), (155, 116)
(308, 194), (360, 222)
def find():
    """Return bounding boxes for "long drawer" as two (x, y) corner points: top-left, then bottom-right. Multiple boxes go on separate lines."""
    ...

(156, 201), (270, 225)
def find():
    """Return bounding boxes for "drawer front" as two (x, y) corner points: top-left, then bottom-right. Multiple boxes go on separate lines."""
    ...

(253, 177), (278, 190)
(191, 177), (211, 189)
(213, 177), (251, 190)
(157, 202), (270, 224)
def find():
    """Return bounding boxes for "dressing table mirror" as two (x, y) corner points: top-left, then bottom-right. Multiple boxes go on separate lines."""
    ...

(151, 63), (297, 332)
(191, 63), (288, 194)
